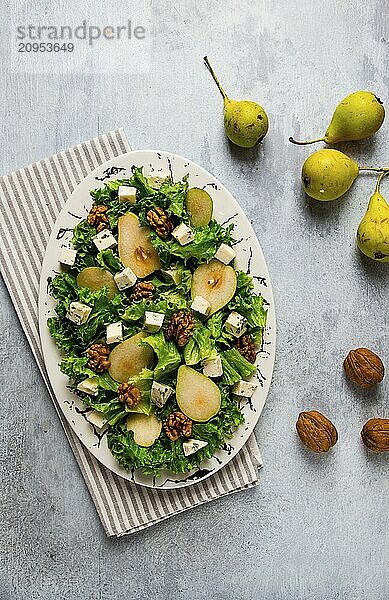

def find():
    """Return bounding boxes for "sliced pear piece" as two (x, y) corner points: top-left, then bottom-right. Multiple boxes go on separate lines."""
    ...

(185, 188), (213, 227)
(108, 332), (154, 383)
(118, 213), (161, 278)
(76, 267), (118, 300)
(176, 365), (221, 422)
(191, 259), (236, 315)
(126, 413), (162, 447)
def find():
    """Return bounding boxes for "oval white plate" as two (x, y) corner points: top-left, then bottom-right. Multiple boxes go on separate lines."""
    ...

(38, 150), (276, 489)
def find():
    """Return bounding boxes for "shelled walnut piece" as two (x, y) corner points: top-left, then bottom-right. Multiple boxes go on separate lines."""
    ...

(361, 418), (389, 452)
(129, 281), (156, 302)
(234, 334), (256, 363)
(87, 204), (110, 232)
(86, 343), (111, 373)
(296, 410), (338, 453)
(165, 310), (195, 347)
(146, 207), (174, 239)
(117, 383), (142, 408)
(164, 411), (193, 442)
(343, 348), (384, 389)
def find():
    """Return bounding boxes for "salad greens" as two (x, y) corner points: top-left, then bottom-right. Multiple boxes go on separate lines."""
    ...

(48, 166), (267, 476)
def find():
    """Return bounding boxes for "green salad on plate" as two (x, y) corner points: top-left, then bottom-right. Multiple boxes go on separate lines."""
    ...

(48, 166), (267, 476)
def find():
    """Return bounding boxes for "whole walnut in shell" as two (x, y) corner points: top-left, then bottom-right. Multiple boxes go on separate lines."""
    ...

(361, 418), (389, 452)
(296, 410), (338, 453)
(344, 348), (384, 389)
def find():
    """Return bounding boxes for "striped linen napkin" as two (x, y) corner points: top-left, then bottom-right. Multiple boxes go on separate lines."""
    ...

(0, 129), (262, 536)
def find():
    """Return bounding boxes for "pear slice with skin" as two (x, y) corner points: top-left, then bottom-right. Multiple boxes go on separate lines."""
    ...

(118, 212), (161, 278)
(185, 188), (213, 227)
(76, 267), (118, 300)
(176, 365), (221, 422)
(357, 171), (389, 262)
(108, 332), (154, 383)
(126, 413), (162, 447)
(191, 259), (236, 315)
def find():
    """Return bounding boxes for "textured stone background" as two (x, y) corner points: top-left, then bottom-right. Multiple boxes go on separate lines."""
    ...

(0, 1), (388, 598)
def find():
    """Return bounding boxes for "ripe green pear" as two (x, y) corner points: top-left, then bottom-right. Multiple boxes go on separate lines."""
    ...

(204, 56), (268, 148)
(290, 91), (385, 145)
(357, 172), (389, 262)
(302, 149), (359, 201)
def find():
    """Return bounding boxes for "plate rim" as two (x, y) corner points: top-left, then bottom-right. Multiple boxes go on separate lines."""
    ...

(38, 149), (276, 488)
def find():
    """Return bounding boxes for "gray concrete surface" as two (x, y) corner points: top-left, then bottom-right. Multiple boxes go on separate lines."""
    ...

(1, 0), (388, 598)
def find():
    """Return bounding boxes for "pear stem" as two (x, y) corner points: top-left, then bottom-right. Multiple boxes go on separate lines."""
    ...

(375, 170), (389, 194)
(203, 56), (228, 100)
(288, 136), (326, 145)
(358, 167), (389, 173)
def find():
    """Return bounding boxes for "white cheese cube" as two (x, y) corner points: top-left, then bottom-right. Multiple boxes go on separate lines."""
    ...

(148, 172), (169, 189)
(202, 355), (223, 378)
(191, 295), (211, 318)
(59, 246), (77, 267)
(114, 267), (137, 291)
(214, 243), (236, 265)
(232, 380), (257, 398)
(224, 311), (247, 338)
(183, 438), (208, 457)
(67, 301), (92, 325)
(86, 410), (107, 429)
(92, 229), (117, 251)
(118, 185), (137, 204)
(144, 311), (165, 332)
(159, 267), (182, 285)
(171, 223), (195, 246)
(77, 377), (98, 396)
(106, 321), (123, 345)
(151, 381), (174, 408)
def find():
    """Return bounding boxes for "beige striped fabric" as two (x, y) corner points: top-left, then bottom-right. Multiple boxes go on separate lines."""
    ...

(0, 129), (262, 536)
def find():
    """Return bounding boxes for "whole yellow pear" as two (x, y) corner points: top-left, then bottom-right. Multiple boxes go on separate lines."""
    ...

(302, 149), (359, 201)
(204, 56), (269, 148)
(290, 91), (385, 145)
(357, 172), (389, 262)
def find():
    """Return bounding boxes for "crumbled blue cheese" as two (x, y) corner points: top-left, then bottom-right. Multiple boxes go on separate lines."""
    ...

(148, 172), (169, 189)
(67, 301), (92, 325)
(114, 267), (137, 291)
(92, 229), (117, 251)
(224, 311), (247, 338)
(159, 267), (182, 285)
(214, 243), (236, 265)
(232, 380), (257, 398)
(118, 185), (137, 204)
(183, 438), (208, 457)
(106, 321), (123, 345)
(171, 223), (195, 246)
(151, 381), (174, 408)
(86, 410), (107, 429)
(77, 377), (99, 396)
(191, 295), (211, 318)
(58, 246), (77, 266)
(202, 355), (223, 378)
(144, 311), (165, 332)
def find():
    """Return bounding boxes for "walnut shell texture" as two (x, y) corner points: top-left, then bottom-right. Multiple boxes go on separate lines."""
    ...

(296, 410), (338, 453)
(361, 418), (389, 452)
(344, 348), (384, 389)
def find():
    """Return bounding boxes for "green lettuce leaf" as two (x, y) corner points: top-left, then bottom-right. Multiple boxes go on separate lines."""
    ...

(141, 332), (181, 380)
(96, 249), (123, 274)
(220, 349), (257, 385)
(183, 325), (217, 365)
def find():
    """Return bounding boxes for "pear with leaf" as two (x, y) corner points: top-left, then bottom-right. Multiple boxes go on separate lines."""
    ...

(357, 171), (389, 262)
(204, 56), (269, 148)
(290, 91), (385, 145)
